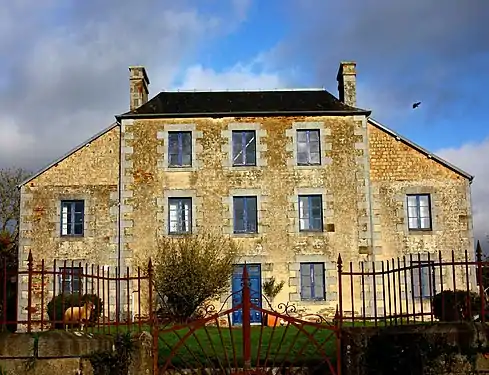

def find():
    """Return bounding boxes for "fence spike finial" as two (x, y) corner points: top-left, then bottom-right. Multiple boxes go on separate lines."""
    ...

(476, 240), (483, 262)
(27, 250), (33, 265)
(337, 254), (343, 272)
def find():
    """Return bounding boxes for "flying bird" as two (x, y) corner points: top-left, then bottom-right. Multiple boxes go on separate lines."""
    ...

(412, 101), (421, 109)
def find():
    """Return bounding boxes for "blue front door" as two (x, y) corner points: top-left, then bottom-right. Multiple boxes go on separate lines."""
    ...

(232, 264), (262, 325)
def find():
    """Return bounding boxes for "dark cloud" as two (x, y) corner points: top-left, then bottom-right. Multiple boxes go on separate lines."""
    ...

(272, 0), (489, 124)
(0, 0), (247, 169)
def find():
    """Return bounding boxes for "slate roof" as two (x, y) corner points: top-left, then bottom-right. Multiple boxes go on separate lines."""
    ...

(117, 89), (371, 119)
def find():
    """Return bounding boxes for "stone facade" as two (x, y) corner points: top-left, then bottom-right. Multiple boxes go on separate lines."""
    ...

(17, 63), (474, 324)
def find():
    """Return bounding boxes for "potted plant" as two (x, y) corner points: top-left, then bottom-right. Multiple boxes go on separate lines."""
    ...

(262, 277), (285, 326)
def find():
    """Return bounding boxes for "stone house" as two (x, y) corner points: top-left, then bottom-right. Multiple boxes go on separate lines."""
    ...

(16, 61), (474, 326)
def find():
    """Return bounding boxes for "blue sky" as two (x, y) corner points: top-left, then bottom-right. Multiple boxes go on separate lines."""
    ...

(0, 0), (488, 243)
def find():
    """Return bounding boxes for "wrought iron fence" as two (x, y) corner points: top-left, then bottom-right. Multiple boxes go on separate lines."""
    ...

(0, 250), (153, 333)
(337, 241), (487, 326)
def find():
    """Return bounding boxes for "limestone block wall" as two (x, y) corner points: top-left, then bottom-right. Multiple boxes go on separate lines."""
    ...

(17, 112), (475, 322)
(120, 115), (371, 316)
(18, 126), (121, 324)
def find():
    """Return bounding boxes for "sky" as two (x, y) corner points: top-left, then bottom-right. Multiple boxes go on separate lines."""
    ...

(0, 0), (488, 247)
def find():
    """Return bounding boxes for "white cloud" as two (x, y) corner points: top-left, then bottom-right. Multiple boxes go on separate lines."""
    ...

(176, 63), (285, 91)
(437, 139), (489, 248)
(0, 1), (255, 170)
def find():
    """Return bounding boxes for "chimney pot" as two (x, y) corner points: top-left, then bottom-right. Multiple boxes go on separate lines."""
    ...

(336, 61), (357, 107)
(129, 66), (150, 111)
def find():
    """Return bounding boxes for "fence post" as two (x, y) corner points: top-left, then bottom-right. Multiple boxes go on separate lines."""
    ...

(337, 254), (343, 326)
(148, 258), (158, 375)
(476, 241), (485, 323)
(242, 264), (251, 372)
(27, 251), (33, 333)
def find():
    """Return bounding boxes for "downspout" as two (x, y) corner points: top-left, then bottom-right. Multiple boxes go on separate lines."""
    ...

(117, 120), (123, 320)
(364, 116), (376, 317)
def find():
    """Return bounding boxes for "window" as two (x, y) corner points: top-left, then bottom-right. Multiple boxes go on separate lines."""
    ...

(297, 130), (321, 165)
(59, 267), (83, 294)
(412, 261), (435, 298)
(168, 131), (192, 167)
(407, 194), (432, 230)
(61, 200), (84, 236)
(298, 195), (323, 231)
(233, 196), (258, 234)
(168, 198), (192, 234)
(232, 131), (256, 166)
(300, 263), (325, 301)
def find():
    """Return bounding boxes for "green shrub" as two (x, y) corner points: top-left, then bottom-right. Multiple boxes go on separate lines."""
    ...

(47, 293), (103, 329)
(432, 290), (481, 321)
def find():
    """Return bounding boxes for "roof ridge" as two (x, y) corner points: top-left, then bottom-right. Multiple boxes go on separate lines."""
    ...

(162, 88), (327, 92)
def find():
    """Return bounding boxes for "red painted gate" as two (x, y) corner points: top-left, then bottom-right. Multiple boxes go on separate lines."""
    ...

(152, 266), (341, 374)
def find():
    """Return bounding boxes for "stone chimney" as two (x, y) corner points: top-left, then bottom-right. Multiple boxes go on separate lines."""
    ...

(129, 66), (150, 111)
(336, 61), (357, 107)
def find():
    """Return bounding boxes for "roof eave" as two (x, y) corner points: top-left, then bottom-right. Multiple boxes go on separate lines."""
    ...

(368, 117), (474, 182)
(18, 122), (119, 188)
(115, 109), (372, 121)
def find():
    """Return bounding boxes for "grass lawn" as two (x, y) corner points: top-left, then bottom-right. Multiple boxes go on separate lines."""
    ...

(156, 324), (338, 369)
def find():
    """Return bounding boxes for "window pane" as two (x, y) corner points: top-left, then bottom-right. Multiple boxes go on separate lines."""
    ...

(181, 153), (192, 166)
(300, 264), (312, 299)
(297, 142), (308, 153)
(309, 152), (320, 164)
(244, 133), (256, 165)
(182, 132), (192, 148)
(419, 205), (430, 218)
(246, 198), (257, 232)
(169, 154), (180, 166)
(75, 212), (83, 224)
(408, 217), (419, 229)
(313, 282), (324, 299)
(309, 140), (320, 153)
(297, 131), (307, 142)
(299, 197), (309, 218)
(308, 130), (320, 141)
(61, 205), (69, 235)
(168, 133), (179, 153)
(310, 196), (322, 209)
(418, 195), (429, 207)
(297, 152), (309, 164)
(420, 218), (431, 229)
(234, 197), (244, 213)
(182, 199), (191, 232)
(232, 132), (244, 165)
(407, 196), (417, 207)
(73, 223), (83, 235)
(74, 201), (84, 213)
(311, 218), (322, 230)
(234, 218), (245, 232)
(408, 206), (418, 218)
(181, 133), (192, 165)
(233, 198), (245, 232)
(299, 218), (309, 230)
(169, 200), (179, 233)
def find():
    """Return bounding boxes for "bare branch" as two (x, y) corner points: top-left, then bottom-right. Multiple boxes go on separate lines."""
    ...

(0, 168), (31, 266)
